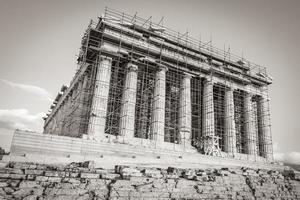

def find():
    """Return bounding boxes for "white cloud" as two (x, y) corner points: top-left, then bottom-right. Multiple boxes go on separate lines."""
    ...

(274, 151), (300, 165)
(0, 79), (53, 101)
(0, 108), (44, 132)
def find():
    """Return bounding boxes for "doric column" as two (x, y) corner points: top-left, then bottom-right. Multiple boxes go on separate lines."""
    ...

(179, 73), (192, 148)
(244, 92), (257, 155)
(224, 88), (237, 155)
(79, 74), (89, 135)
(258, 96), (273, 161)
(119, 63), (138, 143)
(202, 79), (215, 152)
(151, 64), (167, 144)
(87, 56), (112, 140)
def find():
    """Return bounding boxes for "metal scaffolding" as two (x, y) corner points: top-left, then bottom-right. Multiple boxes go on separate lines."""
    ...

(43, 7), (273, 161)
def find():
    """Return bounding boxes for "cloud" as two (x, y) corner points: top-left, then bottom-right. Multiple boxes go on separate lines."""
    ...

(0, 79), (53, 101)
(274, 151), (300, 165)
(0, 108), (44, 132)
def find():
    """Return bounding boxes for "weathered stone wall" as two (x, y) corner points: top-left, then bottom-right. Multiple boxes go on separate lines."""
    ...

(0, 161), (299, 200)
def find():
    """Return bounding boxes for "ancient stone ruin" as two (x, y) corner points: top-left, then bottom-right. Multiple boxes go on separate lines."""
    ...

(2, 7), (299, 200)
(0, 161), (300, 199)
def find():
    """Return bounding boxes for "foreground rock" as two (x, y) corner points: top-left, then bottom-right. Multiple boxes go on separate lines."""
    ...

(0, 161), (299, 199)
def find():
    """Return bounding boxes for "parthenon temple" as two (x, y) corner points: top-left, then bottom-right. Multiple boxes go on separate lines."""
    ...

(41, 8), (273, 162)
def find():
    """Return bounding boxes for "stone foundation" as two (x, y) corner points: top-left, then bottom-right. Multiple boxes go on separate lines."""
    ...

(0, 161), (299, 200)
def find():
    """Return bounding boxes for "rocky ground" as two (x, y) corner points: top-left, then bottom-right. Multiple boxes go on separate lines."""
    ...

(0, 161), (299, 200)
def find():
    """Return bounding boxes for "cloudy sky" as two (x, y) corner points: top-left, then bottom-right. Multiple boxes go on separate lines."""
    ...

(0, 0), (299, 164)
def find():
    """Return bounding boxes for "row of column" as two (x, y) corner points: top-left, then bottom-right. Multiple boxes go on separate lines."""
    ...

(203, 81), (272, 160)
(87, 56), (272, 160)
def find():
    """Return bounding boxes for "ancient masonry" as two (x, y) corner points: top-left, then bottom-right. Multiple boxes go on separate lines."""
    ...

(0, 161), (300, 199)
(8, 7), (273, 166)
(3, 7), (300, 200)
(38, 7), (273, 162)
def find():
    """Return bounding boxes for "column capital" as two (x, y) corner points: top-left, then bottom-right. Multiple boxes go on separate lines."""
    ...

(126, 63), (138, 72)
(225, 86), (234, 92)
(99, 55), (112, 62)
(156, 63), (168, 72)
(244, 91), (254, 98)
(258, 95), (271, 102)
(203, 78), (213, 85)
(182, 72), (192, 79)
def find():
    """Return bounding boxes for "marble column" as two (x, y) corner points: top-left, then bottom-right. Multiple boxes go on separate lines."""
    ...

(179, 73), (192, 148)
(87, 56), (112, 140)
(151, 64), (167, 144)
(119, 63), (138, 143)
(258, 96), (273, 161)
(202, 79), (215, 152)
(224, 87), (237, 155)
(79, 74), (88, 136)
(244, 92), (257, 155)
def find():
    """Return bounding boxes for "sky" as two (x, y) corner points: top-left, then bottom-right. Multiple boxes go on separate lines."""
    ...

(0, 0), (299, 164)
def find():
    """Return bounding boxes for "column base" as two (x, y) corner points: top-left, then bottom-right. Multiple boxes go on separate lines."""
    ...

(86, 135), (107, 142)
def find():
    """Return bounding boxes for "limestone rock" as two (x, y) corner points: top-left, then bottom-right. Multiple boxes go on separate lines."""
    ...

(82, 161), (95, 169)
(80, 172), (99, 179)
(142, 168), (162, 178)
(182, 169), (196, 179)
(120, 167), (142, 178)
(23, 195), (38, 200)
(0, 161), (300, 200)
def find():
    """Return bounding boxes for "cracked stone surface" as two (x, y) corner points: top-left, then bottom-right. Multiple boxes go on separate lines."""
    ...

(0, 161), (299, 199)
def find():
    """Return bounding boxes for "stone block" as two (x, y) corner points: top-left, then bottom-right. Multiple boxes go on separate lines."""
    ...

(114, 165), (129, 174)
(36, 165), (47, 170)
(19, 181), (39, 188)
(25, 169), (44, 175)
(8, 174), (26, 180)
(8, 168), (24, 174)
(82, 161), (95, 169)
(8, 180), (20, 187)
(48, 177), (62, 182)
(0, 182), (8, 187)
(45, 171), (66, 177)
(142, 169), (162, 178)
(26, 174), (36, 180)
(43, 195), (80, 200)
(13, 188), (43, 199)
(129, 177), (154, 185)
(0, 188), (6, 195)
(120, 167), (142, 178)
(94, 189), (109, 199)
(176, 179), (197, 189)
(9, 162), (27, 169)
(193, 176), (202, 181)
(76, 194), (92, 200)
(23, 195), (38, 200)
(167, 167), (179, 174)
(45, 188), (87, 196)
(112, 180), (134, 189)
(3, 187), (15, 194)
(101, 173), (120, 180)
(28, 164), (38, 170)
(35, 176), (49, 182)
(282, 170), (295, 180)
(62, 178), (81, 185)
(0, 173), (10, 179)
(95, 169), (107, 174)
(182, 169), (196, 180)
(69, 172), (79, 178)
(165, 174), (179, 179)
(86, 179), (110, 190)
(80, 172), (99, 179)
(294, 172), (300, 180)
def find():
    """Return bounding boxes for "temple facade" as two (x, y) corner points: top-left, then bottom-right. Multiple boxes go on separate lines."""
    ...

(43, 8), (273, 162)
